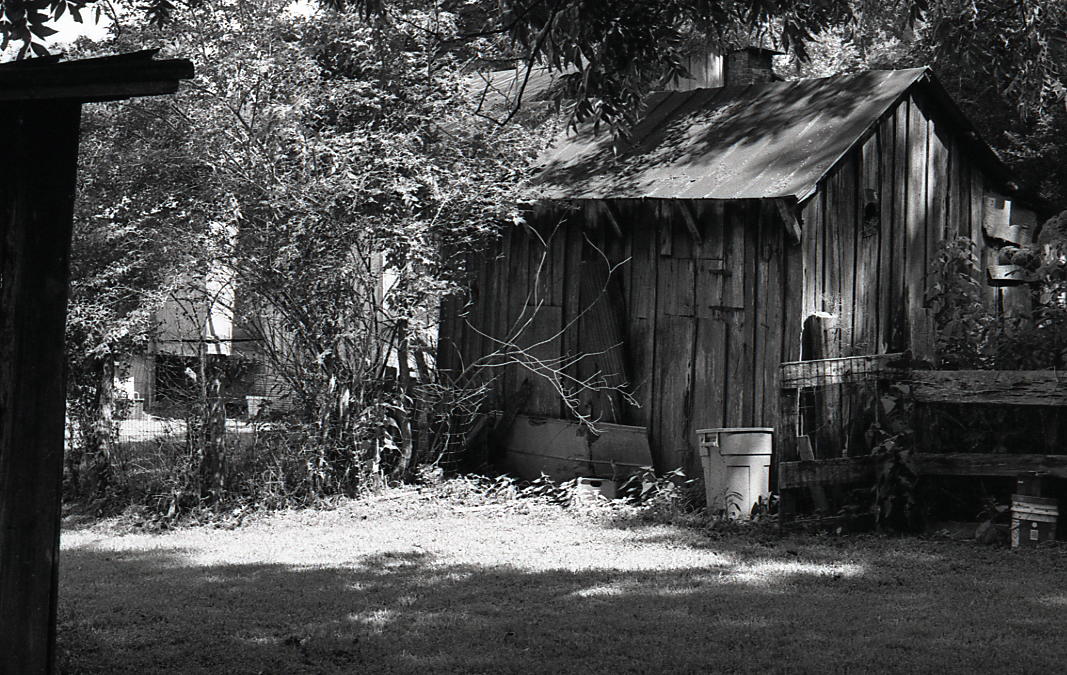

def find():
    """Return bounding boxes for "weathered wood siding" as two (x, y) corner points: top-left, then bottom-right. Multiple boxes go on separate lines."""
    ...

(440, 91), (1024, 476)
(439, 199), (786, 477)
(793, 93), (972, 361)
(779, 92), (1010, 463)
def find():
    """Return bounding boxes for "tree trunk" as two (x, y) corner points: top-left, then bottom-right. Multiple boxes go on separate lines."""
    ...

(198, 352), (226, 501)
(84, 356), (115, 498)
(393, 321), (414, 479)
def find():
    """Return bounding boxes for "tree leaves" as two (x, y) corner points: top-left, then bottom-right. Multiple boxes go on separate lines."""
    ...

(142, 0), (176, 27)
(492, 0), (854, 133)
(63, 0), (552, 477)
(0, 0), (94, 58)
(926, 0), (1067, 119)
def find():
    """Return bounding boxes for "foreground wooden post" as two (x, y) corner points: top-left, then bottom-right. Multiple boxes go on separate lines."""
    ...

(0, 52), (192, 675)
(0, 99), (82, 675)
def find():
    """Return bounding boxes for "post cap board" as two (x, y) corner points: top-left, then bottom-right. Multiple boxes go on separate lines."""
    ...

(0, 49), (194, 102)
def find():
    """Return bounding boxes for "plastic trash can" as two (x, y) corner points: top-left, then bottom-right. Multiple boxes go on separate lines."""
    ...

(697, 428), (773, 519)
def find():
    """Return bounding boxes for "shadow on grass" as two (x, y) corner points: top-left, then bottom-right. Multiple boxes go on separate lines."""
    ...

(58, 538), (1067, 675)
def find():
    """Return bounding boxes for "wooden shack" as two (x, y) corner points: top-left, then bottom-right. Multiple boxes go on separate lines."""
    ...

(0, 51), (192, 675)
(438, 65), (1030, 486)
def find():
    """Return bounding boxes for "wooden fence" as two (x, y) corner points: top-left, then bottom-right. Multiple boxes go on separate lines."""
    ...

(777, 357), (1067, 522)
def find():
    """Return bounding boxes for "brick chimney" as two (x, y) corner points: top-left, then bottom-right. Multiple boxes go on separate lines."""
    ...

(666, 45), (781, 91)
(725, 47), (780, 86)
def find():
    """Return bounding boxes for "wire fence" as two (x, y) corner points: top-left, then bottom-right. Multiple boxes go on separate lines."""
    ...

(782, 354), (909, 459)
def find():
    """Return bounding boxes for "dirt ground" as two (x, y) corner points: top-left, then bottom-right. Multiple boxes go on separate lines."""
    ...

(57, 485), (1067, 674)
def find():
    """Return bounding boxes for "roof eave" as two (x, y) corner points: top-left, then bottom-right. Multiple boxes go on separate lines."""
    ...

(912, 69), (1019, 196)
(0, 51), (195, 103)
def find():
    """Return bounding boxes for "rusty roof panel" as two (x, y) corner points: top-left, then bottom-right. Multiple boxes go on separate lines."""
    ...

(532, 68), (930, 202)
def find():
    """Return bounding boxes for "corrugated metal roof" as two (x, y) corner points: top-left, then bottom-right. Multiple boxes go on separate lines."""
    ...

(531, 68), (930, 202)
(466, 67), (564, 117)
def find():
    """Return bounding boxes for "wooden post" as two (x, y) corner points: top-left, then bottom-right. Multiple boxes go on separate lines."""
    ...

(800, 313), (840, 458)
(0, 100), (83, 675)
(0, 51), (192, 675)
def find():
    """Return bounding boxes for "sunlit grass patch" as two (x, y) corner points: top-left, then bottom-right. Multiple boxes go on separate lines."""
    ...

(57, 489), (1067, 675)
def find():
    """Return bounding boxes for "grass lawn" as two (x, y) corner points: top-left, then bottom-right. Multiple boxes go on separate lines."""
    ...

(58, 485), (1067, 675)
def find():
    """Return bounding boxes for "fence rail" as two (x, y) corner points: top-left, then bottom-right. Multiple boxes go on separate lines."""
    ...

(780, 353), (909, 389)
(778, 356), (1067, 523)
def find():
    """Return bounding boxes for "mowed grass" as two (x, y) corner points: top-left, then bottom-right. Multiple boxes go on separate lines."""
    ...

(58, 487), (1067, 675)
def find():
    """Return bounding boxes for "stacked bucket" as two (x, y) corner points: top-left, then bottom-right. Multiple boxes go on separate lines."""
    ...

(1012, 474), (1059, 548)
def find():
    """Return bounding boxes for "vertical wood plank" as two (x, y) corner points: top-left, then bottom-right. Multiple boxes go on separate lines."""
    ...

(691, 201), (728, 481)
(505, 224), (531, 406)
(827, 165), (848, 455)
(0, 100), (82, 675)
(842, 158), (858, 452)
(692, 315), (727, 489)
(473, 248), (493, 386)
(615, 201), (638, 423)
(825, 165), (842, 322)
(653, 315), (696, 474)
(742, 201), (759, 427)
(515, 305), (564, 417)
(529, 218), (550, 309)
(878, 115), (895, 354)
(758, 201), (784, 429)
(479, 248), (499, 397)
(803, 313), (841, 459)
(452, 271), (471, 379)
(694, 259), (726, 315)
(617, 201), (635, 303)
(947, 135), (961, 241)
(858, 134), (880, 355)
(694, 200), (723, 259)
(660, 258), (696, 317)
(724, 202), (747, 427)
(436, 291), (458, 383)
(906, 94), (929, 350)
(970, 167), (985, 245)
(578, 244), (631, 424)
(562, 210), (584, 418)
(658, 201), (674, 256)
(577, 224), (607, 418)
(494, 228), (514, 359)
(891, 99), (910, 351)
(928, 118), (950, 305)
(723, 202), (747, 311)
(801, 192), (821, 321)
(691, 314), (727, 433)
(630, 205), (656, 321)
(839, 153), (857, 356)
(527, 223), (544, 310)
(975, 176), (998, 317)
(548, 213), (566, 307)
(627, 203), (657, 428)
(671, 202), (695, 259)
(782, 211), (806, 367)
(957, 148), (972, 240)
(777, 234), (802, 463)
